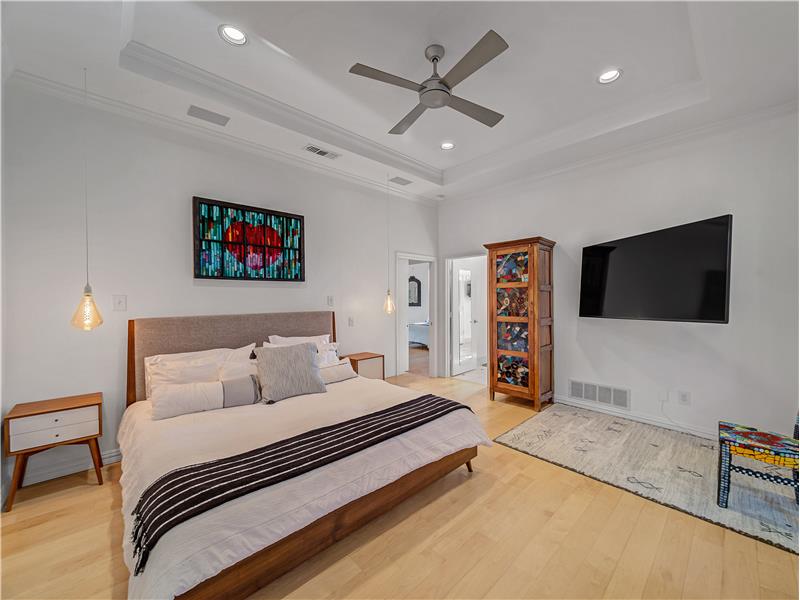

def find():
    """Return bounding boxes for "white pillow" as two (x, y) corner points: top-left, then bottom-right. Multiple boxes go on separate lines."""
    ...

(218, 345), (258, 380)
(144, 344), (255, 398)
(148, 360), (220, 400)
(319, 358), (358, 385)
(267, 334), (330, 351)
(317, 342), (340, 367)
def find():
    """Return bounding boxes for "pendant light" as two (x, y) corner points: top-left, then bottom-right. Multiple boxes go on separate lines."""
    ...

(70, 68), (103, 331)
(383, 175), (396, 315)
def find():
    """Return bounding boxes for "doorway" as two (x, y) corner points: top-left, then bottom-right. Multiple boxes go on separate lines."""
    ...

(395, 252), (437, 378)
(447, 255), (488, 384)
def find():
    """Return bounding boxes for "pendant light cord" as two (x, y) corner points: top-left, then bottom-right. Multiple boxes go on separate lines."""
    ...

(82, 67), (90, 290)
(385, 174), (390, 290)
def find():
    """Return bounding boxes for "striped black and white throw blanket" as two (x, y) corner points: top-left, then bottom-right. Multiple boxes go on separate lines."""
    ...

(131, 394), (470, 574)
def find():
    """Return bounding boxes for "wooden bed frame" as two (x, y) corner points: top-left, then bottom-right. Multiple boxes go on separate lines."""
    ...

(125, 311), (477, 600)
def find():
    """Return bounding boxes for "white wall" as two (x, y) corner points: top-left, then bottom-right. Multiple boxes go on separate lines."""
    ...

(1, 84), (437, 483)
(439, 111), (798, 437)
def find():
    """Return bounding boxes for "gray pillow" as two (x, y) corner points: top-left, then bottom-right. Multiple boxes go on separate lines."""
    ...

(254, 343), (326, 403)
(222, 375), (261, 408)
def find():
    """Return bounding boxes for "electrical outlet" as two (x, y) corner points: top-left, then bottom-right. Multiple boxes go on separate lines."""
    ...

(348, 317), (355, 327)
(677, 390), (691, 405)
(326, 295), (334, 307)
(112, 295), (127, 312)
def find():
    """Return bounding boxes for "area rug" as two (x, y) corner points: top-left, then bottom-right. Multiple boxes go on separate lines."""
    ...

(495, 403), (798, 553)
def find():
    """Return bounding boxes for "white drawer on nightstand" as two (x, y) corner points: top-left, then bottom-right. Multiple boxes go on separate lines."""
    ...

(10, 418), (99, 452)
(9, 406), (97, 435)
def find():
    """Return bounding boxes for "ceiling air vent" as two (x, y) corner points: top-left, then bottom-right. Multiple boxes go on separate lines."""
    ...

(187, 105), (230, 127)
(389, 176), (413, 186)
(303, 144), (340, 160)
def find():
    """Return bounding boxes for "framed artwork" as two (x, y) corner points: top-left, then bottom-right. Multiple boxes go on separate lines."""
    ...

(193, 197), (304, 281)
(408, 276), (421, 307)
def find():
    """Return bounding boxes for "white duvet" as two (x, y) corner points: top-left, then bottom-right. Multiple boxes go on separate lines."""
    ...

(118, 376), (491, 599)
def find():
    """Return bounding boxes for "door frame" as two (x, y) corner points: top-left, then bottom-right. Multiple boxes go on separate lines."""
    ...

(395, 252), (437, 378)
(444, 252), (487, 378)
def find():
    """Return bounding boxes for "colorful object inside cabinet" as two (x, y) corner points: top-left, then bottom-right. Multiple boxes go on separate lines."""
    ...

(484, 236), (555, 410)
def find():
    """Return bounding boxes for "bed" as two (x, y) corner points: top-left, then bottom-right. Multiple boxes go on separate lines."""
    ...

(122, 311), (490, 600)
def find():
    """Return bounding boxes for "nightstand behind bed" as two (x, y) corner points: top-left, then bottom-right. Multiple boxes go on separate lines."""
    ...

(344, 353), (385, 380)
(3, 392), (103, 512)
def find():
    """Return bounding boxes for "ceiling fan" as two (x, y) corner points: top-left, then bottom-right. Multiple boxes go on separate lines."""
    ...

(348, 30), (509, 135)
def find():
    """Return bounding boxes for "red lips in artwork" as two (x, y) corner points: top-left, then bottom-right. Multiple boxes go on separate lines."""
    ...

(224, 224), (283, 268)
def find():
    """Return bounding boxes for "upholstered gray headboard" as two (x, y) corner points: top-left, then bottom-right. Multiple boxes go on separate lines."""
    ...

(126, 311), (336, 405)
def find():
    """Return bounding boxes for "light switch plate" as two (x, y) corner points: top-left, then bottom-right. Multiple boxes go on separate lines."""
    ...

(326, 295), (335, 307)
(348, 317), (355, 327)
(112, 295), (127, 311)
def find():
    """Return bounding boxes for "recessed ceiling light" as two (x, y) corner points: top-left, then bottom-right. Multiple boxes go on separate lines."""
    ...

(219, 24), (247, 46)
(440, 141), (455, 151)
(597, 68), (622, 84)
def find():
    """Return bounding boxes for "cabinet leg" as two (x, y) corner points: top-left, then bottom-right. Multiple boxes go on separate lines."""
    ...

(489, 389), (495, 401)
(5, 453), (29, 512)
(466, 460), (473, 473)
(88, 438), (103, 485)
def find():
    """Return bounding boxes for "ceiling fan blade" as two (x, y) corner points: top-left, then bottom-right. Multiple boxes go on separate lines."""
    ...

(448, 95), (504, 127)
(389, 104), (427, 134)
(441, 30), (509, 89)
(349, 63), (422, 92)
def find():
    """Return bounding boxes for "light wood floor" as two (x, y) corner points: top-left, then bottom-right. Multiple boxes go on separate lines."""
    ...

(408, 346), (430, 376)
(1, 374), (797, 600)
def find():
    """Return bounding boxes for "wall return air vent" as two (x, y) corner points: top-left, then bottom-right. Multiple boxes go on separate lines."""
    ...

(568, 379), (630, 410)
(303, 144), (340, 160)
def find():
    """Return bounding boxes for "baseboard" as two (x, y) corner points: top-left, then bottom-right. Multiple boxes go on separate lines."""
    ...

(555, 395), (716, 440)
(20, 447), (122, 487)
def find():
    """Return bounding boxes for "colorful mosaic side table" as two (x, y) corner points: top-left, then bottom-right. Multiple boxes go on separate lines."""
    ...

(717, 420), (799, 508)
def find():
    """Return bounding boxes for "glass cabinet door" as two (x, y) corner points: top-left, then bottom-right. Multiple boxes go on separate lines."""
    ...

(494, 248), (530, 390)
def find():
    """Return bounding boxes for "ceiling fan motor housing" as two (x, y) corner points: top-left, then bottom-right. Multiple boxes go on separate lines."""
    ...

(420, 78), (451, 108)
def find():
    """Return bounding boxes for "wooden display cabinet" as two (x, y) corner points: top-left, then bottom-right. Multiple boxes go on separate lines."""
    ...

(484, 236), (555, 411)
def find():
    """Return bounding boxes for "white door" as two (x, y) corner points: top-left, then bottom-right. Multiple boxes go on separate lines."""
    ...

(396, 258), (410, 374)
(451, 262), (479, 375)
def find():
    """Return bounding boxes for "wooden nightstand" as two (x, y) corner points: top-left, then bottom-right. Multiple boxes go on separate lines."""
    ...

(344, 353), (385, 380)
(3, 392), (103, 511)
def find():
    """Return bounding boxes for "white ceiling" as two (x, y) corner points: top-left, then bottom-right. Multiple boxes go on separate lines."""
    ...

(2, 1), (797, 202)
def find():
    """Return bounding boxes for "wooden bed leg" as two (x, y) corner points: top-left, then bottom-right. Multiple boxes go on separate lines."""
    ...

(466, 460), (473, 473)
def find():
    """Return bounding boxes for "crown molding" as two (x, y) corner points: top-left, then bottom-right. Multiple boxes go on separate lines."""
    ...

(445, 99), (798, 204)
(119, 41), (442, 186)
(7, 69), (438, 206)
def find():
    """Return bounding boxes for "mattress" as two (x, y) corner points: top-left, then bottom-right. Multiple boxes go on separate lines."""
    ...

(118, 376), (491, 599)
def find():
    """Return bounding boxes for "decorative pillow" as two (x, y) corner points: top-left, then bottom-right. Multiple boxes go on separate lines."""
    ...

(254, 343), (326, 403)
(319, 359), (358, 385)
(150, 375), (261, 420)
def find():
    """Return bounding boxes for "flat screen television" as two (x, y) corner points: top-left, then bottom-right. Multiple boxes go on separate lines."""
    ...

(579, 215), (732, 323)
